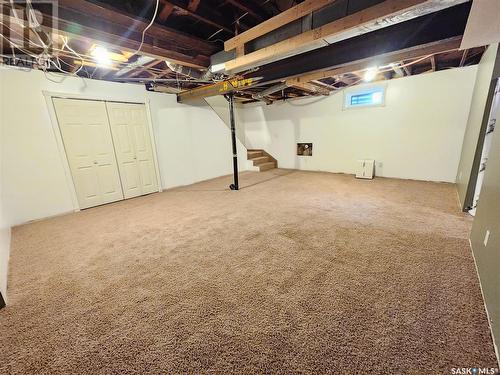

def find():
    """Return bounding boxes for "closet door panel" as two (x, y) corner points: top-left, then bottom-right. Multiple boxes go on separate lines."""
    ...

(106, 102), (158, 196)
(53, 98), (124, 209)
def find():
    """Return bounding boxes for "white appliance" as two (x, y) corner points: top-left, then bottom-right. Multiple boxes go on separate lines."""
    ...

(356, 159), (375, 179)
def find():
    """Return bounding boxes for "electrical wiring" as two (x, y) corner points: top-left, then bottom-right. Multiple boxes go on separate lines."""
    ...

(284, 54), (437, 106)
(285, 77), (363, 106)
(60, 36), (84, 75)
(129, 0), (160, 57)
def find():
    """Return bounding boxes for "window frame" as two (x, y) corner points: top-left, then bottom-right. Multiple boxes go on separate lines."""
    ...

(343, 84), (387, 110)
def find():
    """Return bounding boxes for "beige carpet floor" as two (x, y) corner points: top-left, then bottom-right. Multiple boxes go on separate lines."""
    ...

(0, 170), (497, 374)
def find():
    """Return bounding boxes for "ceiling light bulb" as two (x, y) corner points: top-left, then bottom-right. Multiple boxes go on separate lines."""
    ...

(91, 46), (112, 67)
(363, 67), (378, 82)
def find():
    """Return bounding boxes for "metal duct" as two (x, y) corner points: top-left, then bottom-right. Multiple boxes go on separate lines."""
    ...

(252, 82), (288, 103)
(166, 61), (213, 81)
(114, 55), (156, 77)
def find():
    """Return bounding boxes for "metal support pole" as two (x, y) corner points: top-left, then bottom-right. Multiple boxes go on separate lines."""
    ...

(227, 93), (239, 190)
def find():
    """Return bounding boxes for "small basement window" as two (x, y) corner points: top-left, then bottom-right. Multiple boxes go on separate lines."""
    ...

(344, 86), (386, 109)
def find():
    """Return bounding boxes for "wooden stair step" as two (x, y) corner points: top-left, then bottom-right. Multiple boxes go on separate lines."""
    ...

(250, 156), (271, 165)
(258, 161), (276, 171)
(247, 150), (263, 156)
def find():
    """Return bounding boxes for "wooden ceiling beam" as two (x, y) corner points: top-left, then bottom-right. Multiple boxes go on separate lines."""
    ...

(285, 39), (460, 86)
(126, 60), (164, 78)
(177, 37), (463, 102)
(224, 0), (466, 73)
(187, 0), (201, 12)
(225, 0), (266, 22)
(224, 0), (337, 52)
(290, 82), (330, 96)
(158, 0), (233, 34)
(56, 0), (216, 56)
(0, 6), (209, 68)
(177, 3), (470, 101)
(158, 3), (174, 22)
(245, 2), (470, 85)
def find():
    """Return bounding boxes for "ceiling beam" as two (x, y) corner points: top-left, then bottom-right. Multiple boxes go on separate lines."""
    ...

(45, 0), (215, 67)
(224, 0), (467, 73)
(285, 39), (460, 86)
(127, 60), (164, 78)
(244, 2), (470, 85)
(177, 37), (462, 102)
(158, 0), (233, 34)
(225, 0), (266, 22)
(187, 0), (201, 12)
(158, 3), (174, 22)
(177, 2), (470, 102)
(56, 0), (215, 54)
(224, 0), (337, 52)
(290, 82), (330, 96)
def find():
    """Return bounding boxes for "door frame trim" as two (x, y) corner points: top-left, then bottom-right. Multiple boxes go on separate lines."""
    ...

(43, 91), (162, 211)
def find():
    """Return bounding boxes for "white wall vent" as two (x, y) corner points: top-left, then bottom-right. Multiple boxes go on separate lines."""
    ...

(356, 159), (375, 179)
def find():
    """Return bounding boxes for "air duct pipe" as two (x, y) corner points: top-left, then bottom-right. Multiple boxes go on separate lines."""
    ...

(251, 82), (288, 104)
(166, 61), (213, 81)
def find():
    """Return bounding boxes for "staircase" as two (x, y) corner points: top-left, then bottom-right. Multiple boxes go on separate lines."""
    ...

(247, 149), (277, 172)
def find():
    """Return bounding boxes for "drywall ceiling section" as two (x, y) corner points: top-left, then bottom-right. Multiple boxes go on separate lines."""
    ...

(460, 0), (500, 50)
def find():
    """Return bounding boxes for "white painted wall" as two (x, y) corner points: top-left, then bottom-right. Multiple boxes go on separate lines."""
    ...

(241, 66), (478, 182)
(0, 68), (12, 302)
(0, 67), (246, 227)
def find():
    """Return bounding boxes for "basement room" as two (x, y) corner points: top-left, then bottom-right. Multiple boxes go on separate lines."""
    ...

(1, 0), (500, 373)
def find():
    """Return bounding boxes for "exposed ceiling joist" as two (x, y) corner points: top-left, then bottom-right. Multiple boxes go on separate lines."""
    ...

(158, 3), (174, 22)
(290, 82), (330, 96)
(225, 0), (267, 22)
(244, 2), (470, 86)
(158, 0), (234, 34)
(176, 2), (470, 102)
(224, 0), (337, 52)
(177, 36), (463, 102)
(285, 38), (460, 86)
(51, 0), (215, 67)
(128, 60), (164, 78)
(187, 0), (201, 12)
(223, 0), (468, 73)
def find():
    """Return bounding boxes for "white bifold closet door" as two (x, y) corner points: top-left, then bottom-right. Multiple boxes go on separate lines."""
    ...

(106, 102), (158, 199)
(53, 98), (124, 209)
